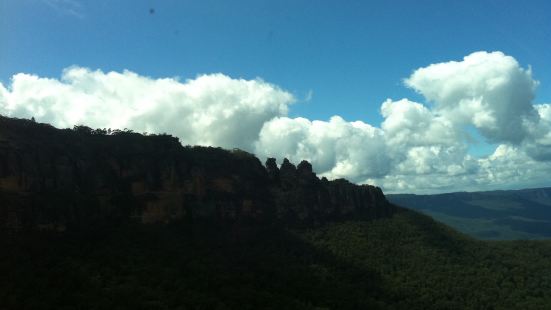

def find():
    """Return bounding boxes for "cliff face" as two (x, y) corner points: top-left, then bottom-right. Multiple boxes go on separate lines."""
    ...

(0, 116), (395, 234)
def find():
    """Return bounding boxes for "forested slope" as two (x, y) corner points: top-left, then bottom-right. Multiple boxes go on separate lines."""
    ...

(2, 208), (551, 309)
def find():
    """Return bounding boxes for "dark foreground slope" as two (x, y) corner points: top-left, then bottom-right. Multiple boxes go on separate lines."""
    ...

(3, 208), (551, 309)
(388, 188), (551, 240)
(0, 115), (392, 235)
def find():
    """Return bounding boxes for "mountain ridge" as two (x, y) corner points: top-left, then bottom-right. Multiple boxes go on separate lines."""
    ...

(390, 186), (551, 197)
(0, 115), (394, 235)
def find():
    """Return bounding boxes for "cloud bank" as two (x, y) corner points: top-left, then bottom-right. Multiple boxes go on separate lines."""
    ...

(0, 68), (293, 151)
(1, 51), (550, 193)
(42, 0), (84, 18)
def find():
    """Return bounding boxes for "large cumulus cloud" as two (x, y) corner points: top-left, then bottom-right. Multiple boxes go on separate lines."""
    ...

(1, 51), (550, 193)
(405, 51), (539, 144)
(255, 116), (390, 181)
(0, 67), (293, 150)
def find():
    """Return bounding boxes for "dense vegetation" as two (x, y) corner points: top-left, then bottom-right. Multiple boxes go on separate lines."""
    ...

(388, 188), (551, 240)
(3, 207), (551, 309)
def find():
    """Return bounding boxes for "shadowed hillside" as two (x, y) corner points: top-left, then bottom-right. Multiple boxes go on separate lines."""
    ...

(3, 207), (551, 309)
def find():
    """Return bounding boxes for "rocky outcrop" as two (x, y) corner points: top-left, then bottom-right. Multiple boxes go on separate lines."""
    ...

(0, 116), (395, 234)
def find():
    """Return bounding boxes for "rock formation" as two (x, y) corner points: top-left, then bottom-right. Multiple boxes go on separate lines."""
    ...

(0, 115), (395, 234)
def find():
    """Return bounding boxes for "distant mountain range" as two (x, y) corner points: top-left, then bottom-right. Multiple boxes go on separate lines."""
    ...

(388, 187), (551, 240)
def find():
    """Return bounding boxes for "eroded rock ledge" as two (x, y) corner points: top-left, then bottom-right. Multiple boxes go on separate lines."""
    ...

(0, 116), (395, 234)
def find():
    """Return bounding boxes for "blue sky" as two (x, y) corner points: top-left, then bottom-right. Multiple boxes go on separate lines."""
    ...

(1, 0), (551, 193)
(2, 0), (550, 121)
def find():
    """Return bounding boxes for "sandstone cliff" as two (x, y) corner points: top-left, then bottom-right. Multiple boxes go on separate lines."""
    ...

(0, 116), (395, 234)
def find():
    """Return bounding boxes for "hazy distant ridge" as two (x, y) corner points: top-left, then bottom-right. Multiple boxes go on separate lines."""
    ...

(388, 187), (551, 239)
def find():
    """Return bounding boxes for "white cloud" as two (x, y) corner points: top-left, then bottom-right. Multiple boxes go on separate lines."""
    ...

(255, 116), (390, 181)
(305, 89), (314, 102)
(522, 103), (551, 160)
(0, 68), (294, 151)
(381, 98), (460, 148)
(1, 51), (551, 194)
(42, 0), (84, 18)
(405, 51), (539, 144)
(477, 145), (551, 189)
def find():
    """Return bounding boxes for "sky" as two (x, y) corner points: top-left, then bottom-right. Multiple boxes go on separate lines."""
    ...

(1, 0), (551, 194)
